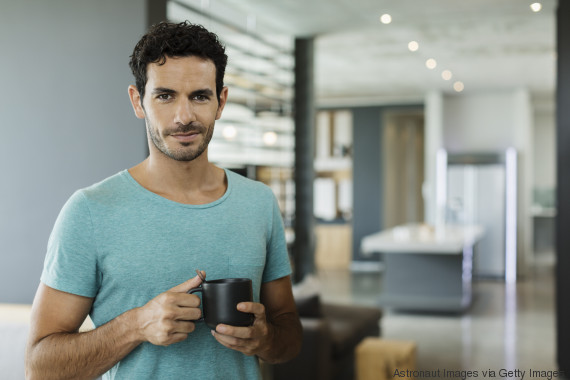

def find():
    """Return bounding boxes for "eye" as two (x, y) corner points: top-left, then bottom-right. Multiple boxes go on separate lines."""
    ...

(156, 94), (172, 101)
(193, 94), (209, 102)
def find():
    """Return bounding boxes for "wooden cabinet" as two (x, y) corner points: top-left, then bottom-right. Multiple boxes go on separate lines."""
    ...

(315, 224), (352, 269)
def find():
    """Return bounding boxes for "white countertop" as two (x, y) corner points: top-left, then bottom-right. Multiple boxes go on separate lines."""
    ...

(0, 303), (94, 331)
(361, 223), (484, 255)
(0, 304), (32, 323)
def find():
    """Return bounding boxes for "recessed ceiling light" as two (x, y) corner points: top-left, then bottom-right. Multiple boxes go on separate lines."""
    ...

(408, 41), (419, 52)
(453, 81), (465, 92)
(530, 2), (542, 12)
(380, 14), (392, 24)
(442, 70), (452, 80)
(426, 58), (437, 69)
(222, 125), (237, 140)
(263, 131), (278, 146)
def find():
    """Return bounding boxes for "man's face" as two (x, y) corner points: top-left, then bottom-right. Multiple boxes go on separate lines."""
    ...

(129, 56), (228, 162)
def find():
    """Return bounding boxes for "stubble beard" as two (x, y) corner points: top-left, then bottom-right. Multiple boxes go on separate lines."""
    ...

(146, 118), (214, 162)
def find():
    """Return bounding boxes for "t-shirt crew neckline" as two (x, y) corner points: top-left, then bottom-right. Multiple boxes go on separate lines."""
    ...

(120, 168), (232, 209)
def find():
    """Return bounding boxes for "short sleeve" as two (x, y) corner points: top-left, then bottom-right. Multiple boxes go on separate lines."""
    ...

(41, 191), (99, 298)
(262, 193), (292, 283)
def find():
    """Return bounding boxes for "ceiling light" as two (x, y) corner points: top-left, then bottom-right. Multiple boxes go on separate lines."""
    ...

(408, 41), (419, 52)
(530, 2), (542, 12)
(263, 131), (278, 146)
(453, 81), (465, 92)
(380, 14), (392, 24)
(222, 125), (237, 140)
(441, 70), (453, 80)
(426, 58), (437, 69)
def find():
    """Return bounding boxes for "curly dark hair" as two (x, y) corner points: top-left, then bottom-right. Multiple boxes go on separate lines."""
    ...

(129, 21), (228, 102)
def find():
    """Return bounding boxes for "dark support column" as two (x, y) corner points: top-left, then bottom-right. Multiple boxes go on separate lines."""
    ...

(147, 0), (167, 27)
(293, 37), (316, 283)
(556, 1), (570, 373)
(352, 107), (383, 263)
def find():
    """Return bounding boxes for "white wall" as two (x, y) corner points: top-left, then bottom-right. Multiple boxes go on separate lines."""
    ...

(443, 91), (522, 152)
(439, 89), (534, 275)
(533, 106), (557, 190)
(0, 0), (147, 303)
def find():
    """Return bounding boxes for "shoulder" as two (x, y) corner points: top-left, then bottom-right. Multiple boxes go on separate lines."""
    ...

(76, 171), (132, 204)
(226, 169), (275, 200)
(62, 171), (131, 215)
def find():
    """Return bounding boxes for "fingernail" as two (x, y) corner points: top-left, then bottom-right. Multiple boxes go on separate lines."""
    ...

(195, 270), (206, 282)
(237, 303), (246, 311)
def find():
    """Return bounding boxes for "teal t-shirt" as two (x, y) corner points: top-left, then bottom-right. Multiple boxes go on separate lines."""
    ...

(41, 168), (292, 380)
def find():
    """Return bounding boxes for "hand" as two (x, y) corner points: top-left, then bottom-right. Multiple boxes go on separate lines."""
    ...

(211, 302), (272, 356)
(135, 272), (205, 346)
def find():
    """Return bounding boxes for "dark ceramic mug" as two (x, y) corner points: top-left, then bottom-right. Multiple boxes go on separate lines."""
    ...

(188, 278), (254, 330)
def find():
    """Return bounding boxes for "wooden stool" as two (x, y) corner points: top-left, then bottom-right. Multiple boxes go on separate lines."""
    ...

(356, 337), (417, 380)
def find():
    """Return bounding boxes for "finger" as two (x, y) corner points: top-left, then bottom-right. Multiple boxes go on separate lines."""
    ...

(172, 320), (196, 334)
(211, 330), (257, 356)
(166, 332), (191, 346)
(170, 271), (206, 293)
(175, 304), (202, 320)
(215, 324), (254, 339)
(211, 333), (235, 351)
(237, 302), (265, 319)
(174, 293), (202, 308)
(212, 329), (245, 348)
(159, 290), (201, 308)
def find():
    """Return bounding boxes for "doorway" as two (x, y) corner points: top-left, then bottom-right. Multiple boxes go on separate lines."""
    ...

(382, 111), (425, 229)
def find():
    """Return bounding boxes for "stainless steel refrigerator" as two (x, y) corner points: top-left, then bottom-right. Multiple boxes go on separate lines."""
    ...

(446, 155), (507, 278)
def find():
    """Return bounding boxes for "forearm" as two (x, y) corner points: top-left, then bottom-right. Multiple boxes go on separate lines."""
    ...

(26, 308), (143, 380)
(257, 311), (303, 364)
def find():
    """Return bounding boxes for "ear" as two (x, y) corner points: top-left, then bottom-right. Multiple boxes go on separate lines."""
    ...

(215, 86), (229, 120)
(128, 85), (146, 119)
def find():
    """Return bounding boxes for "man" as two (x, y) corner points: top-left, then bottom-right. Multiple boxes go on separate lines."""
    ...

(25, 21), (302, 380)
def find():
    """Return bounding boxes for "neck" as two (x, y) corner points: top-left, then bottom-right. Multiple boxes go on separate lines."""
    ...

(129, 148), (227, 205)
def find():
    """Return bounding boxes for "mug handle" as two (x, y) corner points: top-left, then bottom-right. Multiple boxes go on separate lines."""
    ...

(188, 287), (204, 322)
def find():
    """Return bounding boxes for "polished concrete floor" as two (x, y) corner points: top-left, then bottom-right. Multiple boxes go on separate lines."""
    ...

(316, 252), (557, 378)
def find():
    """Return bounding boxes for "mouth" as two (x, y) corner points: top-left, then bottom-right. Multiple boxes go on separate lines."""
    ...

(170, 131), (200, 143)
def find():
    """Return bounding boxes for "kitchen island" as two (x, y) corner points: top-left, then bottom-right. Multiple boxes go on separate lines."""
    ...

(361, 224), (484, 312)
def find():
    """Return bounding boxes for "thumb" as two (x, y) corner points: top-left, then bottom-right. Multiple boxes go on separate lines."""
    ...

(170, 271), (206, 293)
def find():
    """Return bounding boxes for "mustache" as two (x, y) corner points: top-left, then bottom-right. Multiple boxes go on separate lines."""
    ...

(167, 123), (206, 135)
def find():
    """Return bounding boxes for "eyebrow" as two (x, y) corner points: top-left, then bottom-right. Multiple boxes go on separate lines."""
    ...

(190, 89), (214, 97)
(151, 87), (176, 95)
(150, 87), (214, 97)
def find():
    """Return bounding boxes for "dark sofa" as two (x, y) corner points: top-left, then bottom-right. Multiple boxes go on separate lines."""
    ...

(264, 295), (382, 380)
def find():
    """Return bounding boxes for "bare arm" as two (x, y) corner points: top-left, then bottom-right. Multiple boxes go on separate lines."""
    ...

(25, 284), (140, 380)
(212, 275), (303, 364)
(26, 275), (204, 380)
(256, 275), (303, 363)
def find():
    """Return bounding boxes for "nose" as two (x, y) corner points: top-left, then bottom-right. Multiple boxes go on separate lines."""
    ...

(174, 100), (196, 126)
